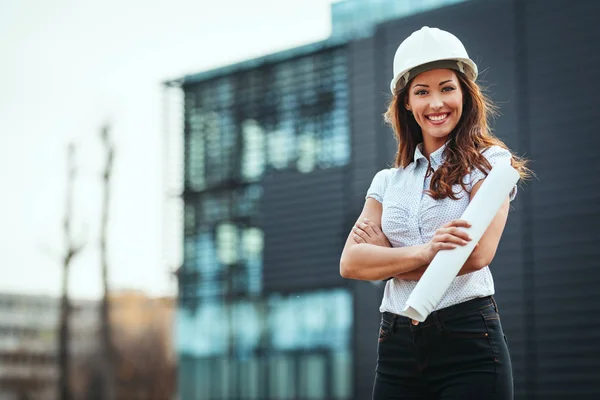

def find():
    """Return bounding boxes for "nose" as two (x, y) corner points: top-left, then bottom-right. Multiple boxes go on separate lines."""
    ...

(430, 93), (443, 110)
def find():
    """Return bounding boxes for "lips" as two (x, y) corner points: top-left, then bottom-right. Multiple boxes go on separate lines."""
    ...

(425, 112), (450, 125)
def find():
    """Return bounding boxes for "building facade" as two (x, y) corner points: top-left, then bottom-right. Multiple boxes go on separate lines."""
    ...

(174, 40), (354, 399)
(0, 292), (99, 400)
(171, 0), (600, 398)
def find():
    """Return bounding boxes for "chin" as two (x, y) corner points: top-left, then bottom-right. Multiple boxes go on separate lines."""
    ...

(426, 129), (453, 139)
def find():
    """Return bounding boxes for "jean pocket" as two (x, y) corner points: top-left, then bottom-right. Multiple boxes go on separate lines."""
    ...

(442, 310), (490, 339)
(378, 320), (392, 343)
(479, 304), (500, 321)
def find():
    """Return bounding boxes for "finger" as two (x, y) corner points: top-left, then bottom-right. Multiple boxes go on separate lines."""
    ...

(359, 220), (375, 236)
(363, 218), (383, 234)
(437, 233), (469, 246)
(448, 227), (472, 241)
(353, 227), (369, 241)
(434, 242), (457, 251)
(353, 233), (366, 243)
(436, 227), (471, 242)
(354, 224), (371, 238)
(448, 219), (472, 228)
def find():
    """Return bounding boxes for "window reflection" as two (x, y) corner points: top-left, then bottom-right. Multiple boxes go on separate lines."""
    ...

(187, 113), (206, 190)
(268, 127), (295, 170)
(241, 119), (266, 181)
(297, 133), (317, 173)
(184, 48), (350, 190)
(177, 289), (353, 399)
(269, 289), (352, 351)
(216, 222), (239, 265)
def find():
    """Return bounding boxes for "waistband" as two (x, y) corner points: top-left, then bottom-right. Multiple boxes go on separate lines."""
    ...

(382, 296), (497, 328)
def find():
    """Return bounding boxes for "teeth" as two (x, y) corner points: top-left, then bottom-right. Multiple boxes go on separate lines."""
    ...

(428, 114), (448, 121)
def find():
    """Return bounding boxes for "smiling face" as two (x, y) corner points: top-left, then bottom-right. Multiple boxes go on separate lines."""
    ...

(405, 68), (463, 147)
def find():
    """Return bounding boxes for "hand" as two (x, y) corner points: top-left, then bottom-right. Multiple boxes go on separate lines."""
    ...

(352, 218), (391, 247)
(422, 219), (475, 264)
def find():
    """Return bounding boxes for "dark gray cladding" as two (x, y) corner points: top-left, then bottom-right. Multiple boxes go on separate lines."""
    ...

(262, 166), (350, 293)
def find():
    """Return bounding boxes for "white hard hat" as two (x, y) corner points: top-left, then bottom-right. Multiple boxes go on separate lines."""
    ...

(390, 26), (478, 94)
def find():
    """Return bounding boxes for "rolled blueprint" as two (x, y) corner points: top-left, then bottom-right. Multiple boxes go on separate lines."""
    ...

(402, 161), (520, 322)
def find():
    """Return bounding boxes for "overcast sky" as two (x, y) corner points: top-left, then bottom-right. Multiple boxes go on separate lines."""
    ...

(0, 0), (334, 299)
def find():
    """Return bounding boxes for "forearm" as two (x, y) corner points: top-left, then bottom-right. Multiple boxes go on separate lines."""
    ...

(394, 265), (428, 281)
(340, 243), (427, 281)
(458, 249), (489, 275)
(396, 251), (488, 282)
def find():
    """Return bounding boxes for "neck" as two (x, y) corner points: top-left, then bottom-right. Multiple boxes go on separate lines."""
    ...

(422, 136), (447, 159)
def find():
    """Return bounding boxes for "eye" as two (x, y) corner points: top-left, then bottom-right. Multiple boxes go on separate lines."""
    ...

(441, 86), (456, 92)
(414, 89), (428, 96)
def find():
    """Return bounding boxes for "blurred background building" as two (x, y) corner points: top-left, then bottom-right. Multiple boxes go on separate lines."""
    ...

(167, 0), (600, 399)
(0, 292), (98, 400)
(0, 290), (176, 400)
(74, 290), (176, 400)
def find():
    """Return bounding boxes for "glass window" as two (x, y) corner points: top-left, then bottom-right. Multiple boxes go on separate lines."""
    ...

(196, 230), (219, 274)
(204, 111), (224, 185)
(297, 133), (317, 173)
(187, 113), (206, 190)
(243, 227), (264, 295)
(192, 302), (228, 356)
(215, 77), (233, 108)
(234, 184), (263, 218)
(238, 358), (260, 399)
(299, 353), (326, 399)
(184, 204), (196, 235)
(269, 355), (296, 399)
(268, 289), (352, 351)
(221, 111), (237, 180)
(195, 358), (212, 398)
(332, 350), (352, 399)
(268, 127), (295, 170)
(185, 47), (349, 184)
(183, 236), (196, 270)
(202, 193), (230, 222)
(231, 300), (263, 355)
(241, 119), (266, 181)
(216, 223), (239, 265)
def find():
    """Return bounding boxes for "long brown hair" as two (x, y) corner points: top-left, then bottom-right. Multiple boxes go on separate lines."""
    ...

(384, 71), (531, 200)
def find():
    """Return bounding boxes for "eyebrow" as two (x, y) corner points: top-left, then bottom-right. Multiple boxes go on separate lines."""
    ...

(413, 80), (454, 88)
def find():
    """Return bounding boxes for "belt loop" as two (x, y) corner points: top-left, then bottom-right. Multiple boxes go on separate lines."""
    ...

(391, 314), (397, 333)
(433, 311), (443, 331)
(491, 296), (498, 312)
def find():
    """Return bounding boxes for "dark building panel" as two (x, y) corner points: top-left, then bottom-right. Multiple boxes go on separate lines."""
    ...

(346, 34), (390, 400)
(523, 0), (600, 396)
(347, 36), (381, 215)
(262, 167), (349, 293)
(350, 281), (383, 400)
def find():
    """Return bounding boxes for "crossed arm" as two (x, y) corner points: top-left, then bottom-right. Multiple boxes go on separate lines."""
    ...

(339, 179), (510, 282)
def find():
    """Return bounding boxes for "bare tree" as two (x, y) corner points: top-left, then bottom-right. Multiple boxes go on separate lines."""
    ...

(77, 325), (176, 400)
(99, 125), (116, 400)
(58, 143), (85, 400)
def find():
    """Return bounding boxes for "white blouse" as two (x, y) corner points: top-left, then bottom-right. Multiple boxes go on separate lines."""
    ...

(366, 143), (516, 315)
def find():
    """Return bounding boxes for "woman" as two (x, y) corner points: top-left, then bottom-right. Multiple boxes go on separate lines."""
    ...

(339, 27), (530, 399)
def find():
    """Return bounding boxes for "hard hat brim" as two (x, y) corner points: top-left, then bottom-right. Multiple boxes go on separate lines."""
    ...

(390, 57), (478, 94)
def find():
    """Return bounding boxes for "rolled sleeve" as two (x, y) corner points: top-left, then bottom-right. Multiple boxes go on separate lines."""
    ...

(366, 168), (394, 203)
(470, 145), (518, 201)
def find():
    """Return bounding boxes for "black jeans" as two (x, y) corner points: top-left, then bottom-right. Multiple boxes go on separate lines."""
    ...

(372, 296), (513, 400)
